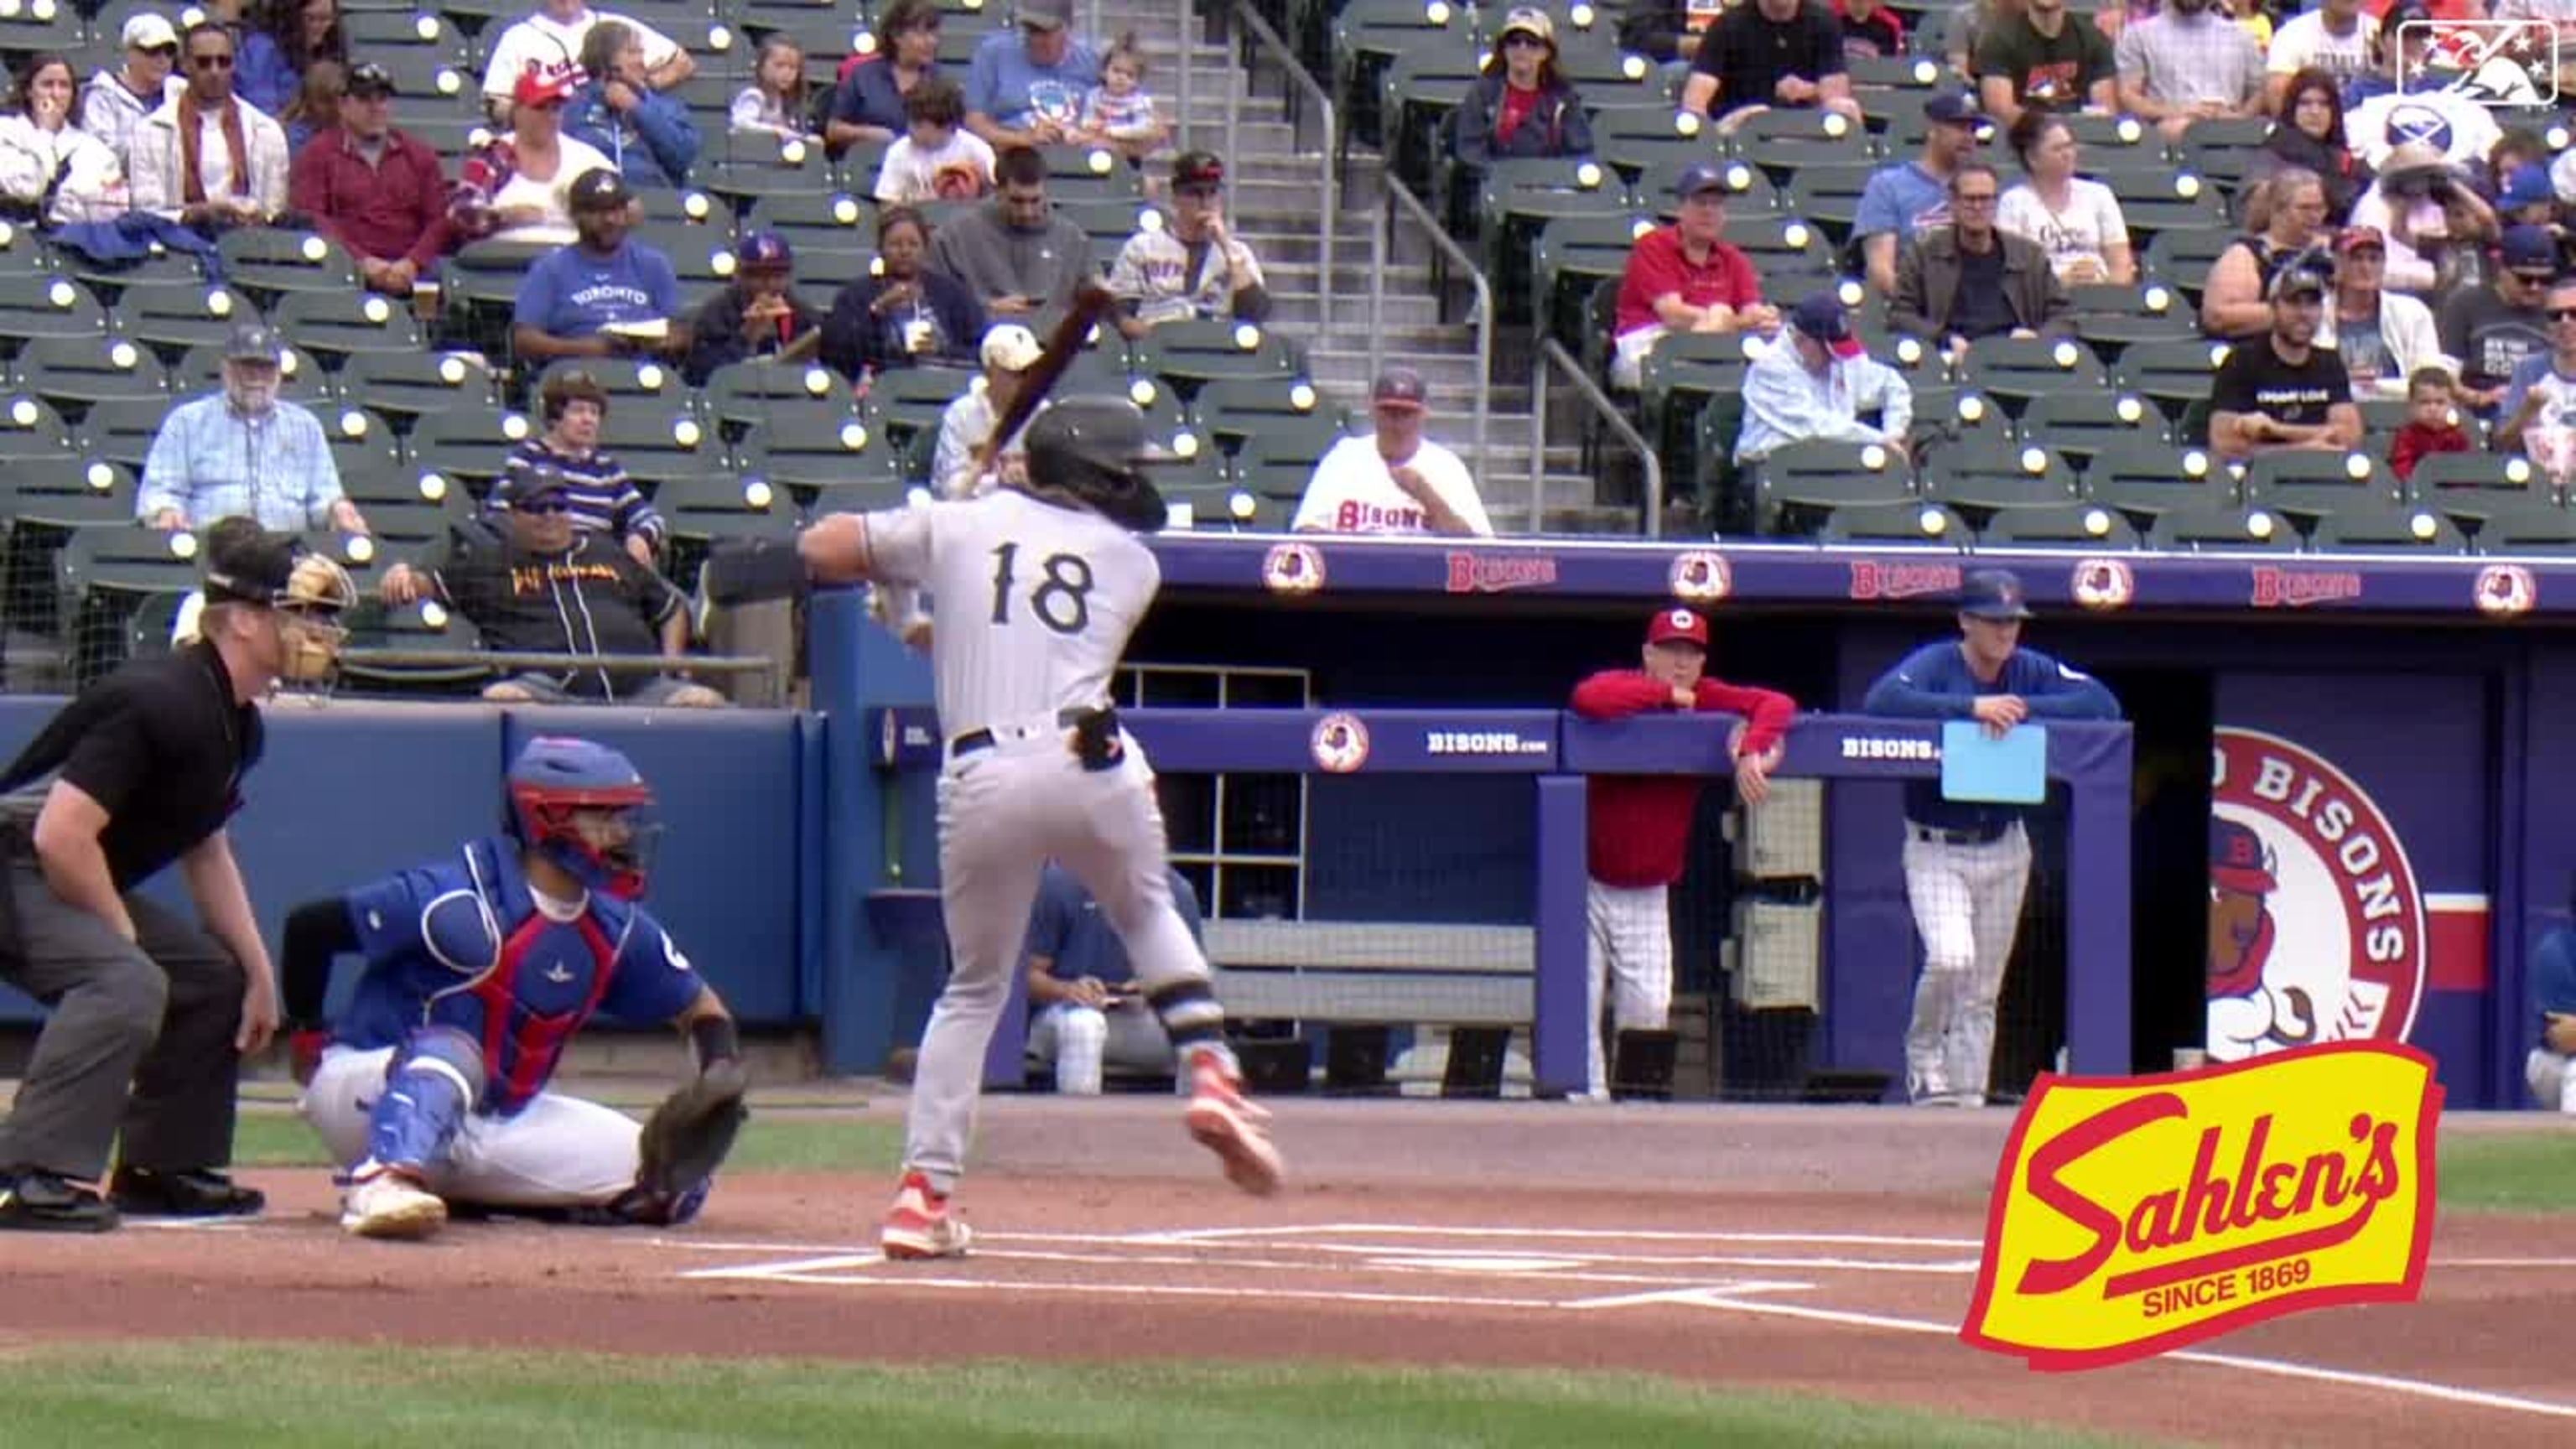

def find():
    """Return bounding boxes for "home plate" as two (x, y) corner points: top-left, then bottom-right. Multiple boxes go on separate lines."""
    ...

(1366, 1254), (1589, 1273)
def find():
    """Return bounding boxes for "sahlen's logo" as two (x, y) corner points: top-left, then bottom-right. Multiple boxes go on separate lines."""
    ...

(1961, 1041), (2441, 1372)
(2207, 729), (2427, 1063)
(2396, 19), (2558, 105)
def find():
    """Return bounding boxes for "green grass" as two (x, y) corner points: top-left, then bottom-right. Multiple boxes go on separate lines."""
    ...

(2437, 1130), (2576, 1214)
(228, 1110), (905, 1173)
(0, 1343), (2188, 1449)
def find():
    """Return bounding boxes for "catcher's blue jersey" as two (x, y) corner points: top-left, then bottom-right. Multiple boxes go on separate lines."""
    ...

(331, 838), (705, 1115)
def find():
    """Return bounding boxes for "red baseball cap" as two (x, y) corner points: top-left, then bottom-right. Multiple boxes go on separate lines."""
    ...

(1647, 606), (1708, 647)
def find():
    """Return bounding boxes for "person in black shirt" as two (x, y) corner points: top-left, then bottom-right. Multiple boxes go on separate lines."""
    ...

(2210, 262), (2364, 460)
(680, 231), (824, 387)
(0, 517), (356, 1232)
(1679, 0), (1862, 129)
(378, 471), (728, 708)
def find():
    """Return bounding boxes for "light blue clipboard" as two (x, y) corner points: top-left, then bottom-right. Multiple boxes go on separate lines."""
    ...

(1940, 721), (2048, 803)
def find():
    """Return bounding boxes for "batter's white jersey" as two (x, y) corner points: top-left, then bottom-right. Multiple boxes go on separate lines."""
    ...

(863, 488), (1160, 735)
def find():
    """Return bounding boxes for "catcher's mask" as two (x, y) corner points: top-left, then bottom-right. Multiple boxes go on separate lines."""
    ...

(204, 538), (359, 683)
(505, 735), (662, 899)
(1021, 394), (1173, 532)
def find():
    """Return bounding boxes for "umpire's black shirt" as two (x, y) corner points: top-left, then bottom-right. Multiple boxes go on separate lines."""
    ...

(0, 641), (262, 890)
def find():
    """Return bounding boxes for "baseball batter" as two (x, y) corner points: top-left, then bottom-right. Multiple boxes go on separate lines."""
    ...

(704, 393), (1283, 1260)
(1862, 569), (2122, 1107)
(285, 736), (743, 1239)
(1568, 606), (1796, 1101)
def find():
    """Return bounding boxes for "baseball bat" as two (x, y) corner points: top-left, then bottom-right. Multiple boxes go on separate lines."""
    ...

(974, 279), (1118, 474)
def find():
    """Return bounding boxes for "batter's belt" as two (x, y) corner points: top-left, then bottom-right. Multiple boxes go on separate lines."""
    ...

(948, 706), (1113, 761)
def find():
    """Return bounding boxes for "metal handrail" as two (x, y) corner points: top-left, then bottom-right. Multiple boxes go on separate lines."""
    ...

(1172, 0), (1191, 153)
(1223, 0), (1335, 339)
(1374, 174), (1491, 486)
(1534, 338), (1664, 538)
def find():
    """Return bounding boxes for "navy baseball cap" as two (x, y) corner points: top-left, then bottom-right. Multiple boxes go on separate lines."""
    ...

(1924, 92), (1980, 127)
(2502, 224), (2558, 273)
(225, 321), (283, 362)
(1959, 569), (2033, 621)
(1675, 162), (1732, 200)
(569, 167), (634, 212)
(737, 231), (793, 269)
(1789, 292), (1864, 359)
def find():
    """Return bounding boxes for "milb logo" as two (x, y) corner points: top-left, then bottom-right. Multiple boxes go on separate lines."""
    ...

(2397, 19), (2562, 105)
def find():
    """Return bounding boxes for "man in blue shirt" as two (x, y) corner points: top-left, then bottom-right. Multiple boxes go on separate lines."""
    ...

(140, 323), (368, 535)
(1854, 91), (1983, 297)
(1862, 568), (2122, 1106)
(963, 0), (1099, 151)
(511, 167), (687, 365)
(1022, 860), (1197, 1094)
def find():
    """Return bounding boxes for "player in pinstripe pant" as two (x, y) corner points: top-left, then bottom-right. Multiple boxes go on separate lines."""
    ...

(1862, 570), (2122, 1107)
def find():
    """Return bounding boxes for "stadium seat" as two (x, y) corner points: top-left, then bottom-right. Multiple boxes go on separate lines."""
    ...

(2472, 500), (2576, 554)
(1233, 428), (1343, 509)
(734, 421), (911, 510)
(2080, 437), (2238, 524)
(1749, 438), (1916, 536)
(1779, 160), (1880, 260)
(648, 471), (805, 588)
(1592, 106), (1727, 183)
(595, 407), (730, 496)
(2409, 451), (2558, 515)
(2059, 282), (2198, 358)
(9, 335), (169, 423)
(2175, 117), (2277, 192)
(0, 216), (53, 278)
(1162, 475), (1274, 533)
(1189, 377), (1353, 460)
(336, 597), (493, 697)
(0, 273), (112, 356)
(2016, 390), (2169, 469)
(2143, 503), (2301, 552)
(324, 406), (409, 479)
(112, 280), (262, 364)
(2307, 504), (2470, 555)
(1637, 333), (1749, 473)
(407, 405), (538, 502)
(1132, 319), (1302, 400)
(338, 351), (502, 429)
(174, 340), (333, 403)
(340, 8), (473, 59)
(1358, 39), (1478, 189)
(704, 359), (859, 442)
(57, 522), (211, 687)
(1817, 497), (1969, 548)
(1952, 335), (2109, 420)
(218, 229), (364, 309)
(2239, 449), (2406, 523)
(1530, 212), (1657, 351)
(1708, 213), (1840, 297)
(858, 365), (974, 450)
(1635, 156), (1783, 219)
(740, 190), (879, 262)
(1470, 157), (1633, 324)
(2111, 337), (2233, 423)
(535, 356), (692, 411)
(76, 396), (176, 475)
(1030, 143), (1143, 202)
(1727, 106), (1880, 185)
(2139, 226), (2237, 305)
(1915, 434), (2083, 517)
(1974, 501), (2143, 550)
(3, 459), (138, 531)
(269, 290), (426, 371)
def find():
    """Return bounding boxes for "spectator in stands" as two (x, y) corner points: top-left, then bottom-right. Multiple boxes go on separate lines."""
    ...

(378, 469), (724, 709)
(1107, 150), (1270, 340)
(2439, 225), (2558, 412)
(1732, 291), (1914, 464)
(0, 55), (132, 225)
(2201, 167), (2331, 339)
(2111, 0), (2265, 142)
(963, 0), (1101, 151)
(1615, 0), (1714, 64)
(497, 366), (663, 566)
(78, 15), (183, 170)
(928, 144), (1094, 320)
(681, 231), (823, 387)
(128, 23), (291, 231)
(2317, 224), (2452, 398)
(1944, 0), (2011, 75)
(2495, 164), (2565, 251)
(2244, 68), (2371, 226)
(2263, 0), (2374, 110)
(1889, 161), (2072, 363)
(1996, 110), (2135, 285)
(1451, 8), (1594, 192)
(2388, 366), (2472, 482)
(1022, 860), (1191, 1096)
(1835, 0), (1906, 61)
(931, 322), (1045, 498)
(141, 323), (368, 536)
(1610, 162), (1778, 389)
(1677, 0), (1862, 130)
(730, 35), (823, 147)
(236, 0), (345, 119)
(1072, 31), (1167, 160)
(278, 57), (344, 153)
(1857, 92), (1985, 297)
(512, 167), (688, 362)
(872, 76), (995, 204)
(1292, 366), (1494, 536)
(2209, 262), (2364, 460)
(1972, 0), (2116, 127)
(2348, 142), (2498, 296)
(821, 206), (985, 378)
(826, 0), (945, 152)
(2342, 11), (2501, 169)
(450, 66), (616, 247)
(478, 0), (693, 127)
(564, 21), (699, 190)
(2498, 278), (2576, 485)
(288, 62), (453, 299)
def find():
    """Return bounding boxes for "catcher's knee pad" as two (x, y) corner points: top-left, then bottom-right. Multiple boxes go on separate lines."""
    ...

(366, 1026), (485, 1171)
(394, 1026), (487, 1109)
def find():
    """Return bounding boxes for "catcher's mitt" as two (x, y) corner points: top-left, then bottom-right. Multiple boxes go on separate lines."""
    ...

(636, 1057), (750, 1201)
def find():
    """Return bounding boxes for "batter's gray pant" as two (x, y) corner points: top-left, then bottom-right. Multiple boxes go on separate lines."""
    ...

(0, 856), (247, 1182)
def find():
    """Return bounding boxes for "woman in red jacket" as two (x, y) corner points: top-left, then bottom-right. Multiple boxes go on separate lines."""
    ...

(1567, 606), (1797, 1102)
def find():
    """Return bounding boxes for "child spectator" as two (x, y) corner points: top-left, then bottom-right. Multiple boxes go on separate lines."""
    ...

(730, 34), (822, 146)
(875, 75), (995, 204)
(278, 57), (345, 153)
(1832, 0), (1905, 62)
(1076, 33), (1166, 157)
(2389, 366), (2472, 482)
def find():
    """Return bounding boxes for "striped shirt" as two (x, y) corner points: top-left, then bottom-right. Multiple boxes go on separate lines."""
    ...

(500, 437), (664, 545)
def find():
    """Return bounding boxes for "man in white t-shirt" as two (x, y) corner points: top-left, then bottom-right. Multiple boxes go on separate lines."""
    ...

(480, 0), (695, 123)
(2264, 0), (2376, 109)
(1291, 367), (1493, 537)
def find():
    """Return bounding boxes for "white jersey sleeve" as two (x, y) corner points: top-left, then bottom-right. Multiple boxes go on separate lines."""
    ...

(863, 502), (936, 587)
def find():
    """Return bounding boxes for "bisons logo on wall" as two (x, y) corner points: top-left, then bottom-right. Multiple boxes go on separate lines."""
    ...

(1669, 550), (1732, 605)
(2208, 729), (2428, 1064)
(1262, 543), (1325, 596)
(1310, 712), (1370, 773)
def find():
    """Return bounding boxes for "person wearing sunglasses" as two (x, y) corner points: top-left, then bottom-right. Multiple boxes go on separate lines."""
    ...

(127, 21), (289, 231)
(76, 14), (184, 171)
(2496, 277), (2576, 487)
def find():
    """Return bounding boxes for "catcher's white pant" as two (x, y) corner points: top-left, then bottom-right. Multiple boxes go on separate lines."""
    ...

(298, 1046), (641, 1208)
(1899, 822), (2032, 1104)
(2527, 1049), (2576, 1114)
(910, 715), (1223, 1193)
(1585, 880), (1674, 1096)
(1030, 1000), (1178, 1095)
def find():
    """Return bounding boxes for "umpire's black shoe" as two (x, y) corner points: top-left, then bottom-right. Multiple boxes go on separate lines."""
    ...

(0, 1170), (120, 1233)
(106, 1166), (266, 1218)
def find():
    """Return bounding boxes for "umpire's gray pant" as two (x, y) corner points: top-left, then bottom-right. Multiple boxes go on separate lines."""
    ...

(0, 856), (247, 1182)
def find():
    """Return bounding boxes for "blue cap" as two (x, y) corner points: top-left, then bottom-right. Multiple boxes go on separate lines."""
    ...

(737, 231), (793, 269)
(2501, 164), (2556, 212)
(1924, 91), (1981, 127)
(1959, 569), (2033, 621)
(1675, 161), (1732, 199)
(1788, 291), (1864, 358)
(2502, 223), (2558, 273)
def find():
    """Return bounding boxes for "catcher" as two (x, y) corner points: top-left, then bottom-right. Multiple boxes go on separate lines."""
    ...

(283, 735), (747, 1240)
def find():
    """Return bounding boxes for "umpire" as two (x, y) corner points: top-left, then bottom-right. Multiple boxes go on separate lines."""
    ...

(0, 517), (356, 1232)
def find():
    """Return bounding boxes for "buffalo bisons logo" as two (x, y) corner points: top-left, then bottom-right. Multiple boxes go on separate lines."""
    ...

(2070, 558), (2134, 612)
(2475, 564), (2536, 618)
(1669, 550), (1732, 605)
(2207, 729), (2427, 1064)
(1310, 712), (1369, 773)
(1261, 542), (1324, 596)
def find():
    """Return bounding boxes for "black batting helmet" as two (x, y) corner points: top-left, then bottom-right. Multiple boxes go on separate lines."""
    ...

(1023, 395), (1171, 532)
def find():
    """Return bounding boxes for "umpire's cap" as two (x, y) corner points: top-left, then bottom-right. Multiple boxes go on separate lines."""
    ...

(1958, 569), (2033, 621)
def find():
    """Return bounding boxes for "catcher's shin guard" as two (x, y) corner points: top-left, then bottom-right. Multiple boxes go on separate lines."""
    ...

(365, 1027), (483, 1172)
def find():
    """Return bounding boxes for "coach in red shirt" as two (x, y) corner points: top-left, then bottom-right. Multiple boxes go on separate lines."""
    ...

(1611, 162), (1780, 389)
(288, 62), (455, 297)
(1567, 605), (1797, 1100)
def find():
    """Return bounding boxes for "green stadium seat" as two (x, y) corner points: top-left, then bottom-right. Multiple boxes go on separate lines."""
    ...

(57, 522), (211, 687)
(2239, 449), (2406, 523)
(112, 280), (262, 365)
(2111, 336), (2234, 423)
(174, 340), (333, 404)
(218, 229), (364, 309)
(1234, 428), (1342, 507)
(2017, 390), (2169, 470)
(1916, 434), (2083, 517)
(1132, 319), (1302, 400)
(1726, 106), (1880, 185)
(407, 405), (538, 502)
(2144, 503), (2301, 552)
(337, 598), (494, 698)
(705, 359), (860, 441)
(860, 365), (974, 450)
(1749, 437), (1916, 536)
(1952, 335), (2108, 419)
(0, 273), (111, 356)
(268, 290), (426, 371)
(9, 335), (169, 423)
(2409, 450), (2557, 516)
(1817, 497), (1969, 548)
(338, 351), (502, 430)
(2472, 500), (2576, 554)
(2080, 437), (2238, 525)
(2307, 504), (2470, 556)
(1189, 377), (1353, 459)
(1974, 501), (2143, 549)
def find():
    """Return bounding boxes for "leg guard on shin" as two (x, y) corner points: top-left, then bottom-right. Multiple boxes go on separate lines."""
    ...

(1145, 979), (1226, 1053)
(360, 1026), (484, 1176)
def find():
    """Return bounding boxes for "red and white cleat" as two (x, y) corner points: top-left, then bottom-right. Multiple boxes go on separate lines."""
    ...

(1185, 1057), (1285, 1197)
(880, 1170), (974, 1260)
